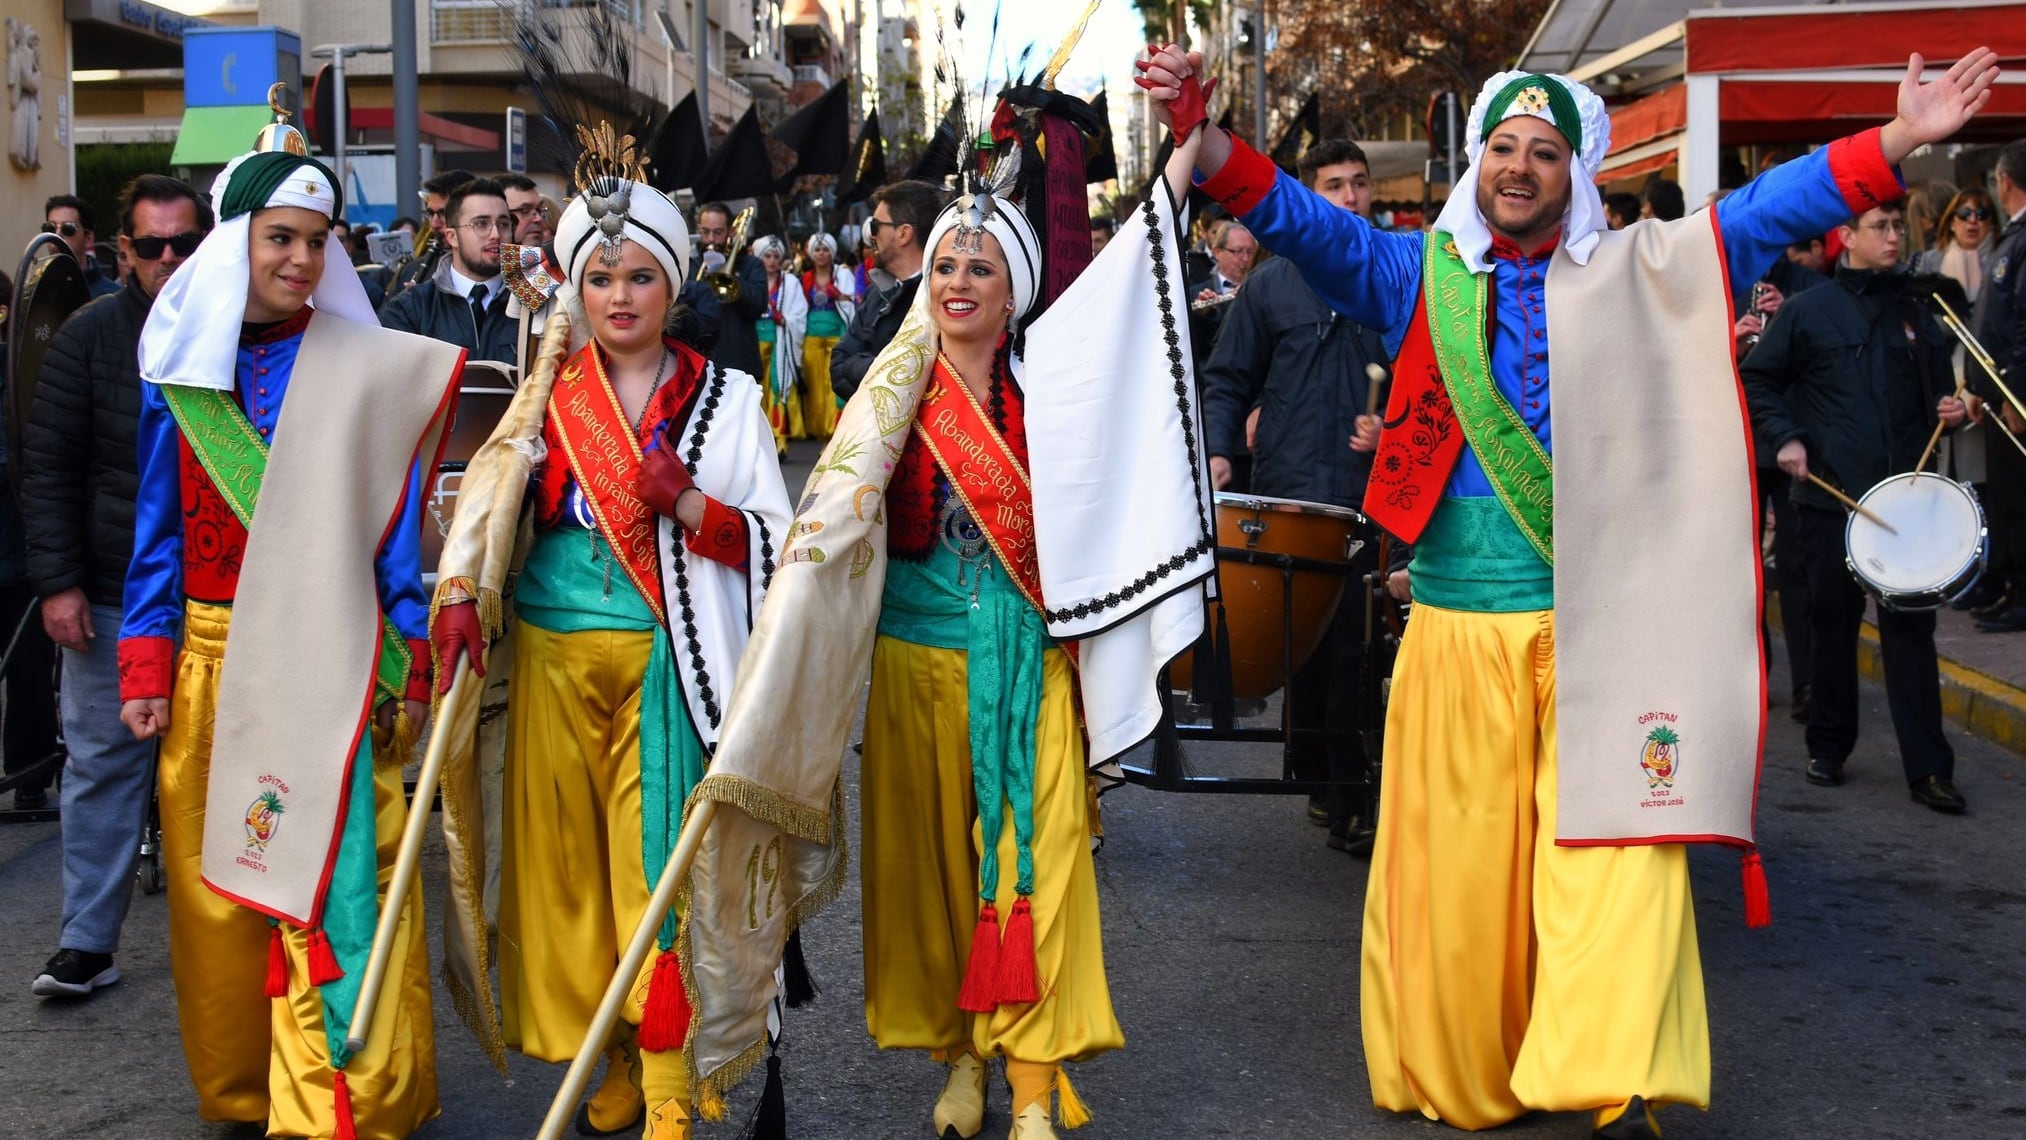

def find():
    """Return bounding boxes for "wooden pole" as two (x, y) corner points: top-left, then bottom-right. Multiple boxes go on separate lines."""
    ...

(534, 799), (720, 1140)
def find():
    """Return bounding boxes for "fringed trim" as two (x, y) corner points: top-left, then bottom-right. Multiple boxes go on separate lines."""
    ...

(692, 1034), (767, 1124)
(1056, 1068), (1092, 1129)
(956, 903), (1002, 1014)
(636, 950), (692, 1053)
(307, 927), (344, 986)
(265, 922), (289, 998)
(332, 1069), (360, 1140)
(439, 754), (508, 1076)
(784, 780), (851, 932)
(691, 773), (834, 845)
(442, 964), (509, 1076)
(378, 705), (419, 771)
(995, 897), (1039, 1005)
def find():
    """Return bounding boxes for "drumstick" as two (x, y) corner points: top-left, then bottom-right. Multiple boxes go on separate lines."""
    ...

(1805, 472), (1897, 534)
(1916, 381), (1969, 475)
(1365, 363), (1388, 417)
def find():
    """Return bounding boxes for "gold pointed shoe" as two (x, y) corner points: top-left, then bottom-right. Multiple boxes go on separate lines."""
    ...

(933, 1053), (988, 1139)
(1009, 1103), (1059, 1140)
(576, 1046), (646, 1137)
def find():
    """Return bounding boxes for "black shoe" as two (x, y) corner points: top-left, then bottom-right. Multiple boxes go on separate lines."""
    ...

(1327, 819), (1376, 856)
(31, 949), (119, 998)
(1909, 775), (1967, 814)
(573, 1103), (645, 1138)
(1788, 684), (1810, 724)
(1593, 1095), (1662, 1139)
(1971, 594), (2016, 622)
(12, 786), (48, 810)
(1805, 758), (1844, 786)
(1953, 579), (2005, 611)
(1974, 606), (2026, 633)
(1305, 795), (1330, 826)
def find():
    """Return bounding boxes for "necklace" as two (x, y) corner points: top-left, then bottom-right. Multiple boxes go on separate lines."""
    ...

(629, 345), (673, 432)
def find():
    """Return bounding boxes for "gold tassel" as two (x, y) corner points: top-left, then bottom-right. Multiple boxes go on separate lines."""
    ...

(1056, 1068), (1092, 1129)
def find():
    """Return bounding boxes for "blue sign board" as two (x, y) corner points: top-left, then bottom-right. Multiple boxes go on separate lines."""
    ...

(184, 26), (302, 110)
(506, 107), (527, 174)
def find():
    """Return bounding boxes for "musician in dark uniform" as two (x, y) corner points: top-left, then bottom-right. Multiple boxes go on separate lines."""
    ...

(1741, 199), (1970, 813)
(1971, 140), (2026, 633)
(1201, 139), (1392, 851)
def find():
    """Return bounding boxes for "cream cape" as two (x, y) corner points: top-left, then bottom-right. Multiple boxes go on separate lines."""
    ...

(194, 315), (462, 923)
(430, 315), (790, 1067)
(1548, 211), (1764, 846)
(678, 181), (1211, 1106)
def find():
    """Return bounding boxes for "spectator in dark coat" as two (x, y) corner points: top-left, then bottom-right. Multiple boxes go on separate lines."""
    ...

(1970, 141), (2026, 633)
(691, 201), (770, 379)
(21, 174), (212, 997)
(379, 178), (524, 365)
(830, 180), (944, 401)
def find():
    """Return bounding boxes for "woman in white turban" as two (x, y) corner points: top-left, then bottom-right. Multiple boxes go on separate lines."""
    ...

(750, 234), (807, 448)
(795, 231), (862, 439)
(429, 143), (793, 1140)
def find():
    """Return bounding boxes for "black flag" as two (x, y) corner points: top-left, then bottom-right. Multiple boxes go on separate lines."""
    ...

(647, 91), (709, 191)
(837, 109), (887, 203)
(1084, 88), (1117, 184)
(697, 105), (775, 201)
(1270, 92), (1321, 172)
(907, 94), (966, 184)
(770, 79), (853, 190)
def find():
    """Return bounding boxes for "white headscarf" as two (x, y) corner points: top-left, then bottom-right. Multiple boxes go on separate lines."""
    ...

(921, 193), (1042, 323)
(1433, 70), (1613, 272)
(552, 177), (691, 294)
(139, 151), (376, 392)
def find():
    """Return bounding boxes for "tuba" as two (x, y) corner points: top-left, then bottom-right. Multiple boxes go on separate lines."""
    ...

(698, 205), (756, 303)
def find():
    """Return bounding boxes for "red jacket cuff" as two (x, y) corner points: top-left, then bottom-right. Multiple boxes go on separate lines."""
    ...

(685, 497), (751, 571)
(1825, 127), (1904, 217)
(405, 638), (433, 704)
(118, 637), (175, 702)
(1196, 133), (1278, 218)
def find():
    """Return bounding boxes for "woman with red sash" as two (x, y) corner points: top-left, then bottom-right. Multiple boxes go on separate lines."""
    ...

(857, 190), (1122, 1140)
(752, 235), (807, 447)
(430, 137), (793, 1140)
(796, 232), (860, 440)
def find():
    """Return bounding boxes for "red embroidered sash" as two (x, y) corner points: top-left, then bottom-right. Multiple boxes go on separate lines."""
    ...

(545, 345), (673, 624)
(914, 357), (1046, 615)
(1362, 288), (1464, 544)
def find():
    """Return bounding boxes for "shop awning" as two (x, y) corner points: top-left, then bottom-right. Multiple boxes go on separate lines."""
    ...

(168, 105), (281, 165)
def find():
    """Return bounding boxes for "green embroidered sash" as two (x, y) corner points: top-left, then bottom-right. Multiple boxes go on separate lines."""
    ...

(161, 385), (412, 702)
(1424, 233), (1556, 564)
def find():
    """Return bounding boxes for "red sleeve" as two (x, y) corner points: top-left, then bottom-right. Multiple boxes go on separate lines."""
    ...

(684, 496), (750, 571)
(118, 636), (175, 702)
(405, 638), (433, 704)
(1824, 127), (1904, 216)
(1196, 133), (1279, 218)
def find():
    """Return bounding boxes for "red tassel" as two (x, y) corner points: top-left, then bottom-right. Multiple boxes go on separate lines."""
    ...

(332, 1070), (359, 1140)
(1741, 849), (1772, 929)
(265, 925), (289, 998)
(636, 949), (693, 1053)
(956, 903), (1002, 1014)
(994, 897), (1039, 1004)
(307, 928), (344, 987)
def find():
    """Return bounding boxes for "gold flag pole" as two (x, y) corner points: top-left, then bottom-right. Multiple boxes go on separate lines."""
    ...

(534, 800), (719, 1140)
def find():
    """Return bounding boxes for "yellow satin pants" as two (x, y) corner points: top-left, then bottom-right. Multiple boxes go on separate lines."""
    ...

(1362, 604), (1709, 1130)
(159, 602), (438, 1138)
(859, 636), (1124, 1064)
(798, 334), (839, 439)
(757, 341), (804, 447)
(499, 621), (686, 1107)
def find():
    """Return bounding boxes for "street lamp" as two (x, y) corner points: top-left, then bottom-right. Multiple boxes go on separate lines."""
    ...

(310, 42), (392, 195)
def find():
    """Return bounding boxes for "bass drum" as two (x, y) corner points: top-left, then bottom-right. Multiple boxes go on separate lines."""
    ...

(1845, 471), (1986, 612)
(422, 367), (517, 579)
(1170, 492), (1365, 701)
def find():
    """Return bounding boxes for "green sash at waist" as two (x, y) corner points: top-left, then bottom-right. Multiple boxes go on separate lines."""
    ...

(516, 526), (659, 633)
(807, 309), (845, 339)
(1410, 495), (1554, 613)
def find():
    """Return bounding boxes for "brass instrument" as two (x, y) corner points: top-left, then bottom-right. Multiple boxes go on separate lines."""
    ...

(1927, 291), (2026, 462)
(698, 205), (756, 302)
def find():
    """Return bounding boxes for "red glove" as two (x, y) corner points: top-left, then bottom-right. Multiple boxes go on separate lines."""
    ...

(432, 602), (487, 695)
(639, 443), (698, 521)
(1134, 45), (1218, 143)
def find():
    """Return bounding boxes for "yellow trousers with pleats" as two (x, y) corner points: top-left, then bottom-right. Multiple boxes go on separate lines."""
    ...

(798, 334), (840, 439)
(159, 602), (438, 1138)
(498, 621), (686, 1108)
(859, 637), (1124, 1064)
(1361, 604), (1710, 1131)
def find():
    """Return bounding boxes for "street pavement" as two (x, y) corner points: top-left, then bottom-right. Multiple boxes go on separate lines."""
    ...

(2, 441), (2023, 1137)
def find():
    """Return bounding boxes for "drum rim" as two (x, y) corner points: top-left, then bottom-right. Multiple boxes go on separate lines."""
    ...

(1213, 491), (1367, 523)
(1845, 472), (1986, 598)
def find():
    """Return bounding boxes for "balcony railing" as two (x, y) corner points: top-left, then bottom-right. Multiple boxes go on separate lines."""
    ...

(790, 64), (831, 87)
(432, 0), (636, 46)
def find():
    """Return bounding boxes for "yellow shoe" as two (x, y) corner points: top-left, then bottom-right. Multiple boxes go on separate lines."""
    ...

(1009, 1103), (1058, 1140)
(642, 1096), (691, 1140)
(576, 1047), (646, 1137)
(933, 1053), (988, 1139)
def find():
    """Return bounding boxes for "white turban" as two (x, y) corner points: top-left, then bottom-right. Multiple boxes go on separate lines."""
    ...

(140, 149), (376, 392)
(1433, 70), (1613, 272)
(922, 193), (1042, 322)
(554, 177), (692, 293)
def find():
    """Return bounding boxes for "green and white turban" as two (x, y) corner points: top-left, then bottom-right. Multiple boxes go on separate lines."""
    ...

(1433, 70), (1614, 271)
(140, 149), (375, 391)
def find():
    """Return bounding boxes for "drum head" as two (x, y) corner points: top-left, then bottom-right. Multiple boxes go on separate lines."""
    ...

(1848, 473), (1982, 594)
(1213, 491), (1366, 525)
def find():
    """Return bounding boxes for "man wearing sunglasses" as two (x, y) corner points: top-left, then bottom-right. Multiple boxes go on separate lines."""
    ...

(44, 195), (120, 298)
(829, 179), (944, 401)
(379, 176), (522, 365)
(20, 174), (212, 999)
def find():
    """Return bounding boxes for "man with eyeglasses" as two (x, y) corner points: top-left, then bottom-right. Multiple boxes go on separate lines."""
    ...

(379, 177), (522, 365)
(44, 195), (120, 297)
(19, 173), (212, 998)
(497, 172), (549, 246)
(1743, 200), (1971, 815)
(1970, 141), (2026, 637)
(830, 179), (943, 401)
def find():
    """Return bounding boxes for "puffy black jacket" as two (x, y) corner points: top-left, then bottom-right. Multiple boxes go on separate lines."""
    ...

(20, 278), (149, 606)
(831, 275), (919, 402)
(378, 261), (524, 364)
(1200, 257), (1389, 508)
(1975, 209), (2026, 402)
(706, 258), (771, 379)
(1743, 262), (1954, 511)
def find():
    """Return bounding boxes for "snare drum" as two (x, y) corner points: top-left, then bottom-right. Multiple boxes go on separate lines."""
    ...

(422, 373), (516, 574)
(1845, 471), (1987, 612)
(1170, 493), (1366, 700)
